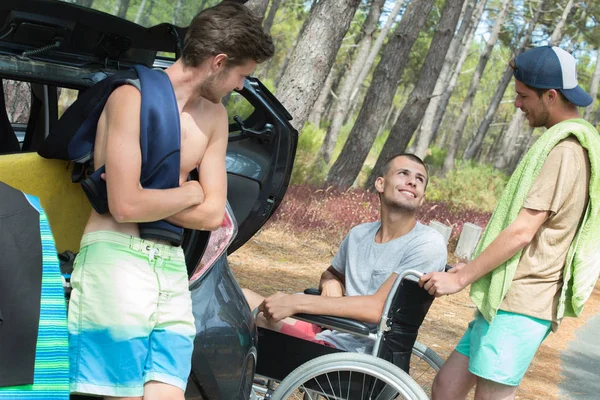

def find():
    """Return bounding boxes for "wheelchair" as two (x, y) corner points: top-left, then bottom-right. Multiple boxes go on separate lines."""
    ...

(252, 269), (445, 399)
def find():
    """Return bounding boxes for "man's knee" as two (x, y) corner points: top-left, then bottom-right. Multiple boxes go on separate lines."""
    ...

(474, 377), (517, 400)
(431, 351), (475, 400)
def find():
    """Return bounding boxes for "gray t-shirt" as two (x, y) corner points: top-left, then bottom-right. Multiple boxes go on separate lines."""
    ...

(315, 221), (447, 353)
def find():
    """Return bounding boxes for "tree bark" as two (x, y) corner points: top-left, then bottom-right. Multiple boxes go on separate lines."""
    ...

(494, 109), (524, 169)
(413, 0), (483, 158)
(263, 0), (281, 33)
(463, 0), (546, 160)
(276, 0), (360, 132)
(307, 67), (336, 127)
(584, 48), (600, 120)
(76, 0), (94, 7)
(549, 0), (575, 46)
(316, 0), (386, 165)
(173, 0), (183, 25)
(365, 0), (467, 189)
(117, 0), (131, 19)
(245, 0), (271, 21)
(441, 0), (511, 174)
(134, 0), (148, 24)
(325, 0), (436, 188)
(347, 0), (405, 110)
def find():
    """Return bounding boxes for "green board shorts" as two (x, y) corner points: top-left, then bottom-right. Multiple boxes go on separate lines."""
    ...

(68, 231), (196, 397)
(455, 310), (552, 386)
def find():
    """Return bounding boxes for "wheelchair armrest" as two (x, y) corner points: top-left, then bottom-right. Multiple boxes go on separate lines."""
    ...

(303, 288), (321, 296)
(294, 313), (376, 337)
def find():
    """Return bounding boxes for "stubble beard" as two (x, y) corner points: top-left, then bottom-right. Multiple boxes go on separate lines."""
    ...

(198, 72), (225, 104)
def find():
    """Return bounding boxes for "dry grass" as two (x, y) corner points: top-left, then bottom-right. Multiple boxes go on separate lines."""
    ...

(230, 224), (600, 400)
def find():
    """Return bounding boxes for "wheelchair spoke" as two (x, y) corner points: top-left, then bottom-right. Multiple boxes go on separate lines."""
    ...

(346, 371), (351, 400)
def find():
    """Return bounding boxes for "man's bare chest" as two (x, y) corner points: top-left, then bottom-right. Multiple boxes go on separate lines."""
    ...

(179, 112), (211, 176)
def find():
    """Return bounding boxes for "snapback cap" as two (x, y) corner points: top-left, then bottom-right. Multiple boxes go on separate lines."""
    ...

(513, 45), (593, 107)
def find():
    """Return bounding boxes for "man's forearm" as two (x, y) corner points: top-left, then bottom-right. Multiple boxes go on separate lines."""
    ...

(109, 185), (200, 223)
(166, 198), (225, 231)
(295, 295), (383, 324)
(457, 223), (533, 287)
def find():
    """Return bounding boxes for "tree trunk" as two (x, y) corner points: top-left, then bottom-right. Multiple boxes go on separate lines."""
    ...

(463, 0), (546, 160)
(307, 67), (336, 127)
(263, 0), (281, 33)
(507, 128), (535, 173)
(276, 0), (360, 132)
(549, 0), (575, 46)
(117, 0), (131, 19)
(365, 0), (466, 189)
(413, 0), (483, 158)
(316, 0), (386, 165)
(76, 0), (94, 7)
(245, 0), (270, 21)
(134, 0), (148, 24)
(347, 0), (405, 110)
(441, 0), (511, 174)
(584, 48), (600, 120)
(494, 108), (528, 169)
(325, 0), (436, 188)
(173, 0), (183, 25)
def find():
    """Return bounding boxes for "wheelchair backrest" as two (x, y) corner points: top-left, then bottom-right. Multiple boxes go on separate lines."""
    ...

(377, 277), (435, 371)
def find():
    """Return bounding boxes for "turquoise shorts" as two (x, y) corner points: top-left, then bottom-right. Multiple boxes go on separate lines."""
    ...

(455, 310), (551, 386)
(68, 231), (196, 397)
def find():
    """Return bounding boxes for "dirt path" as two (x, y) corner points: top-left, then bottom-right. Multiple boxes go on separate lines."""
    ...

(230, 225), (600, 399)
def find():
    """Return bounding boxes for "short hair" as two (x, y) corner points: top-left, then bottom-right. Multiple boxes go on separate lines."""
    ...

(378, 153), (429, 187)
(182, 2), (274, 68)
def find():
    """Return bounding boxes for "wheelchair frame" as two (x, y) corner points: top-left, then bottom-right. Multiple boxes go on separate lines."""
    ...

(253, 269), (445, 399)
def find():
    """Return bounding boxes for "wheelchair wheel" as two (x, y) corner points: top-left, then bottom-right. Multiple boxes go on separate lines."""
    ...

(410, 341), (444, 397)
(271, 352), (428, 400)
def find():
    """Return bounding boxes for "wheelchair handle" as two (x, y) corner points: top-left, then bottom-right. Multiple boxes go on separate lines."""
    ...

(397, 269), (423, 281)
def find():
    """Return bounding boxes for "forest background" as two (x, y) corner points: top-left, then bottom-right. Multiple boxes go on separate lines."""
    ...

(48, 0), (600, 228)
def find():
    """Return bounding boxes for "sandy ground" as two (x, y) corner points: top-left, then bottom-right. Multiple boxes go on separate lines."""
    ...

(230, 225), (600, 400)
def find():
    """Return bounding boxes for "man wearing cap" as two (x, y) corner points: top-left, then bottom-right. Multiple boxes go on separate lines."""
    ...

(420, 45), (600, 399)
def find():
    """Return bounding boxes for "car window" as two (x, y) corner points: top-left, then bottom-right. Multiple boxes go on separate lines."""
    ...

(3, 80), (30, 124)
(59, 0), (222, 28)
(226, 92), (255, 125)
(2, 79), (79, 151)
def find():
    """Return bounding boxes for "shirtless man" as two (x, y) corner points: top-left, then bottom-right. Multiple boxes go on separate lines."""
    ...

(67, 3), (273, 400)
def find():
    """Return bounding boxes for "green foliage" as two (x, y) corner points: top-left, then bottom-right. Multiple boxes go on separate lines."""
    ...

(290, 123), (328, 185)
(426, 161), (509, 213)
(423, 145), (447, 169)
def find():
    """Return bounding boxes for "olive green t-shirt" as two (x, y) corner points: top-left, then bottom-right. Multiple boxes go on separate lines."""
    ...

(500, 137), (590, 331)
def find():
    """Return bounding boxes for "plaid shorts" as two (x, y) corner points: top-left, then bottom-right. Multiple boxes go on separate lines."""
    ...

(68, 231), (195, 397)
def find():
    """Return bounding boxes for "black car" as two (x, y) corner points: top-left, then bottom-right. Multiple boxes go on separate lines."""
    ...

(0, 0), (297, 398)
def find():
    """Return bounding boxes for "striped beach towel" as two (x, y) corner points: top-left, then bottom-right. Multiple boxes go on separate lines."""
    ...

(0, 195), (69, 399)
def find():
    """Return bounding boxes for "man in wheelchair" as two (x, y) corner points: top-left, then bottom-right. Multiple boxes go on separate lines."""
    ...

(244, 153), (447, 359)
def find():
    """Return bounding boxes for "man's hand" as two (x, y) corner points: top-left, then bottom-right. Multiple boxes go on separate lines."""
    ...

(419, 270), (466, 297)
(320, 279), (344, 297)
(258, 293), (305, 322)
(181, 179), (205, 205)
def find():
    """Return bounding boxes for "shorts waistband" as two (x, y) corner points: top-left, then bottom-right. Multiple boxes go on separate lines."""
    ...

(80, 230), (185, 261)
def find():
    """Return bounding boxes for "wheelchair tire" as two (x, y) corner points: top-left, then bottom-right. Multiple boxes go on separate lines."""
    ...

(412, 341), (444, 370)
(271, 352), (428, 400)
(410, 341), (444, 397)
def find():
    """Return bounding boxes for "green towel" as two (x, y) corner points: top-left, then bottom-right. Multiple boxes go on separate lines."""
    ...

(470, 118), (600, 323)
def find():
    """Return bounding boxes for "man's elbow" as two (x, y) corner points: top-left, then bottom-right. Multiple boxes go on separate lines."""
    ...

(513, 226), (537, 248)
(109, 201), (138, 223)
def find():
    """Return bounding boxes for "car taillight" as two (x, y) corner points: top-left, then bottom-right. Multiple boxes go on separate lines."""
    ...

(189, 202), (238, 284)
